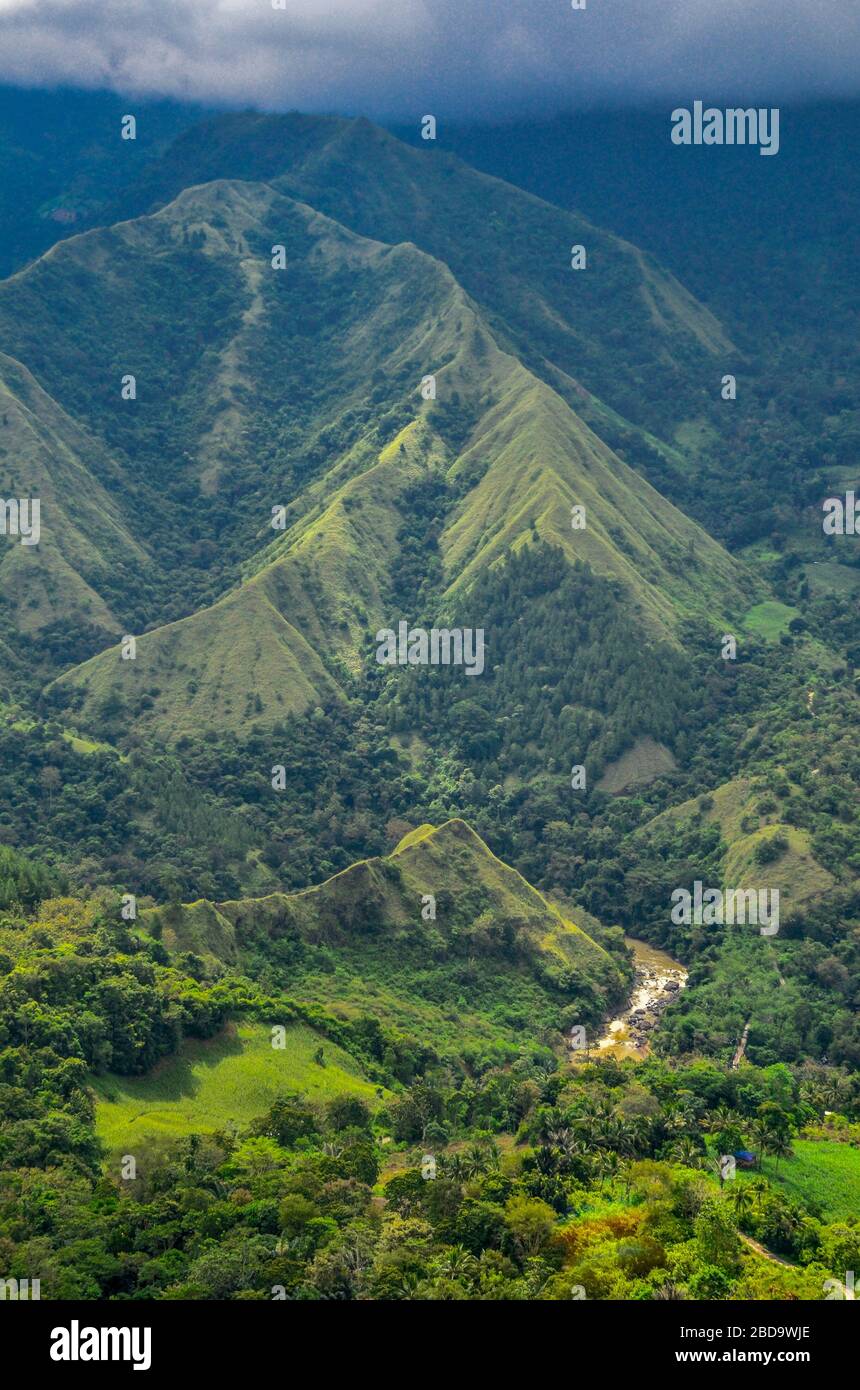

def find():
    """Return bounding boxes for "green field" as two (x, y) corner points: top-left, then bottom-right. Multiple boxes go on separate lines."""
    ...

(91, 1022), (382, 1153)
(767, 1140), (860, 1221)
(742, 600), (799, 640)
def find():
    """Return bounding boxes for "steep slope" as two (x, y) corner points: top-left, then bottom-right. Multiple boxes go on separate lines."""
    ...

(27, 178), (758, 739)
(143, 818), (627, 1059)
(635, 773), (838, 914)
(438, 355), (750, 632)
(50, 579), (343, 740)
(114, 112), (735, 437)
(0, 352), (148, 638)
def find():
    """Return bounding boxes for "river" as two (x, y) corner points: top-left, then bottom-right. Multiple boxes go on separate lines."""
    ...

(576, 936), (688, 1061)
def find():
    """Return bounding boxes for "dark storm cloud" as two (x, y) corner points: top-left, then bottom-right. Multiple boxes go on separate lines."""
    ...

(0, 0), (857, 116)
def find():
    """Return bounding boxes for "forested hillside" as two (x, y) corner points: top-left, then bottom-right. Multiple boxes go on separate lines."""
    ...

(0, 93), (857, 1306)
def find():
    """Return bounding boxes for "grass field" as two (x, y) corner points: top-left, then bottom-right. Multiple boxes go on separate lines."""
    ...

(742, 600), (799, 641)
(91, 1021), (382, 1153)
(703, 1140), (860, 1225)
(767, 1140), (860, 1221)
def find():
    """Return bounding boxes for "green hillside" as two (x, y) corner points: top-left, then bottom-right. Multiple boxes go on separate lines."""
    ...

(117, 112), (735, 438)
(0, 89), (858, 1311)
(92, 1021), (383, 1153)
(0, 351), (149, 641)
(48, 578), (344, 740)
(770, 1140), (860, 1222)
(144, 818), (627, 1062)
(634, 769), (839, 915)
(14, 177), (758, 739)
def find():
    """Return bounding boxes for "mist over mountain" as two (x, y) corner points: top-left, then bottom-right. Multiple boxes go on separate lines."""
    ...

(1, 0), (858, 115)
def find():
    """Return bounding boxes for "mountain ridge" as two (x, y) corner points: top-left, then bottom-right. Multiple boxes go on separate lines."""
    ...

(8, 175), (761, 739)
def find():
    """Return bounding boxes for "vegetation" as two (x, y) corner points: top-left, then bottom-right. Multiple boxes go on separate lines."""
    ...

(0, 98), (857, 1303)
(93, 1022), (385, 1153)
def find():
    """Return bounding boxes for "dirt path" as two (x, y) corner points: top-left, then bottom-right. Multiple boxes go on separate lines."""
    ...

(732, 1019), (751, 1069)
(739, 1232), (794, 1268)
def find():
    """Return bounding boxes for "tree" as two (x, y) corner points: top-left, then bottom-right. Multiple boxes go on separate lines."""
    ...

(503, 1196), (558, 1262)
(728, 1184), (754, 1226)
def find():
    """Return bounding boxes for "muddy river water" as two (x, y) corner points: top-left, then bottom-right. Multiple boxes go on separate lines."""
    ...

(584, 936), (688, 1060)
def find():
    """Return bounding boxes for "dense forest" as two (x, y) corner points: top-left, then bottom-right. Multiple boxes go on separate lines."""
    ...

(1, 891), (858, 1300)
(0, 88), (858, 1307)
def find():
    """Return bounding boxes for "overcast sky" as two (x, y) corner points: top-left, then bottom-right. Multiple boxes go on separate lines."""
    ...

(0, 0), (857, 118)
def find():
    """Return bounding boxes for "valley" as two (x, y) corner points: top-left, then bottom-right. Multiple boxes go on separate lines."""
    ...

(0, 91), (857, 1307)
(589, 937), (688, 1060)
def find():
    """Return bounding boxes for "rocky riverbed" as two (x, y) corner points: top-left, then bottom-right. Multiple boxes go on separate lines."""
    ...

(579, 937), (687, 1061)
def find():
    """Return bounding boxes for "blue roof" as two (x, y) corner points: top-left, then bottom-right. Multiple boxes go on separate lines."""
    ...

(734, 1150), (756, 1161)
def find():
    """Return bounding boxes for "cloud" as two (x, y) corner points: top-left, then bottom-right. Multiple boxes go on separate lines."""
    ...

(0, 0), (857, 118)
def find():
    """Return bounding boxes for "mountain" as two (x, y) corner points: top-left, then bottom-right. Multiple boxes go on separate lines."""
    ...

(113, 112), (737, 440)
(143, 817), (627, 1062)
(0, 350), (148, 647)
(0, 172), (757, 737)
(1, 91), (859, 1310)
(0, 100), (852, 1071)
(428, 107), (860, 561)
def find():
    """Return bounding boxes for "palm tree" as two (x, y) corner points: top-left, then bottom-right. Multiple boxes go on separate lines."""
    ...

(820, 1077), (847, 1112)
(548, 1127), (576, 1156)
(573, 1097), (613, 1138)
(747, 1176), (770, 1213)
(667, 1136), (701, 1169)
(463, 1141), (498, 1179)
(535, 1144), (559, 1177)
(445, 1152), (467, 1184)
(664, 1100), (699, 1138)
(704, 1152), (734, 1190)
(768, 1133), (793, 1175)
(773, 1203), (802, 1245)
(705, 1103), (736, 1136)
(271, 1234), (303, 1258)
(728, 1184), (754, 1225)
(749, 1120), (771, 1169)
(431, 1246), (479, 1283)
(595, 1150), (619, 1191)
(654, 1281), (685, 1301)
(390, 1268), (421, 1299)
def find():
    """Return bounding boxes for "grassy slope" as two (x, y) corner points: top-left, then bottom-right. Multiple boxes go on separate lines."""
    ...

(743, 600), (800, 640)
(722, 824), (834, 908)
(144, 819), (625, 1059)
(0, 351), (147, 634)
(596, 736), (678, 793)
(29, 180), (759, 739)
(638, 772), (835, 912)
(724, 1139), (860, 1224)
(198, 817), (609, 969)
(440, 349), (756, 636)
(769, 1139), (860, 1222)
(48, 580), (344, 740)
(92, 1021), (381, 1152)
